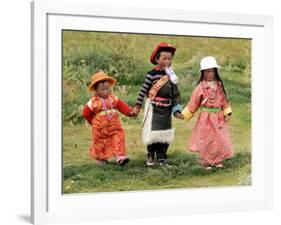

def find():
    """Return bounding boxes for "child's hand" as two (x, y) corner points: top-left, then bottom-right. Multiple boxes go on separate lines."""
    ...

(129, 111), (138, 118)
(174, 112), (184, 120)
(224, 114), (231, 122)
(132, 106), (141, 116)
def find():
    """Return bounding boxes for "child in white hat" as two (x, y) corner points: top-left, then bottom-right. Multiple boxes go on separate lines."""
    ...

(182, 56), (233, 170)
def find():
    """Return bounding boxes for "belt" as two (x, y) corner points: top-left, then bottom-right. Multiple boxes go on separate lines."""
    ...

(151, 97), (171, 107)
(201, 106), (221, 113)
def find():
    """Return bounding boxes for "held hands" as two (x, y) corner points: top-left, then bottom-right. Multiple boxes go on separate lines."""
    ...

(224, 114), (231, 122)
(131, 105), (141, 118)
(129, 111), (138, 118)
(174, 112), (184, 120)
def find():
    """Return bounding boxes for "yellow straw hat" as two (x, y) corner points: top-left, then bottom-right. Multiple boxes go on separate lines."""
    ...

(87, 72), (117, 92)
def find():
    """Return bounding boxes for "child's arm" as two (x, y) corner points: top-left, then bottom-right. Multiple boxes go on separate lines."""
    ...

(134, 73), (154, 114)
(221, 91), (232, 122)
(116, 99), (134, 117)
(171, 84), (184, 119)
(223, 104), (232, 122)
(220, 84), (232, 117)
(82, 99), (95, 125)
(222, 99), (232, 117)
(182, 86), (202, 121)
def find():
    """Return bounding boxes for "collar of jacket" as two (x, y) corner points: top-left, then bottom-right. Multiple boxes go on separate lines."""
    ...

(202, 80), (220, 89)
(154, 65), (164, 71)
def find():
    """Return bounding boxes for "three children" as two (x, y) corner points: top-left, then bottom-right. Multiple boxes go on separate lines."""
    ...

(82, 44), (233, 170)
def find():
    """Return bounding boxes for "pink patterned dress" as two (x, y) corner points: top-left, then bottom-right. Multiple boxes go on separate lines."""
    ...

(183, 80), (233, 166)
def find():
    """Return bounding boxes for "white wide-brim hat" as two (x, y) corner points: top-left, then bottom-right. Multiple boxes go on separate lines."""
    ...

(200, 56), (221, 71)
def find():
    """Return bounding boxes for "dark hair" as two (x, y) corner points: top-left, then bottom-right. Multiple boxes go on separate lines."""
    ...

(198, 68), (228, 102)
(93, 80), (108, 90)
(155, 48), (174, 61)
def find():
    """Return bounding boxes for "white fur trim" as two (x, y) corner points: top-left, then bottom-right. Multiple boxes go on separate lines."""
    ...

(142, 99), (174, 145)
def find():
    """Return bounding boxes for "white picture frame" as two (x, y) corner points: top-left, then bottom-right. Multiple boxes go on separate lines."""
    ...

(31, 1), (273, 224)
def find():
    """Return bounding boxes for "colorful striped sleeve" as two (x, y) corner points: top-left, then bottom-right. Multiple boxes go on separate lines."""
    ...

(135, 73), (153, 106)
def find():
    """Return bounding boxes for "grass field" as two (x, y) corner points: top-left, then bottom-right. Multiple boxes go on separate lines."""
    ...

(62, 31), (251, 194)
(63, 109), (251, 193)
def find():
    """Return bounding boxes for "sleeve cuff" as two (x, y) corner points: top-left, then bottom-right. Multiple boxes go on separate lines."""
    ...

(86, 99), (93, 111)
(182, 107), (193, 121)
(172, 104), (182, 113)
(223, 106), (232, 116)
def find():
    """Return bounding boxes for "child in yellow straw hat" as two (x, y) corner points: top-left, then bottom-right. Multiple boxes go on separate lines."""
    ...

(83, 71), (135, 166)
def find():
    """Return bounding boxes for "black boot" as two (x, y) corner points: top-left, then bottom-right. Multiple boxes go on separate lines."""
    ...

(146, 144), (156, 166)
(156, 143), (171, 167)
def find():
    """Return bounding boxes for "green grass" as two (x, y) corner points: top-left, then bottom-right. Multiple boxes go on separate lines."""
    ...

(63, 155), (251, 193)
(63, 111), (251, 193)
(62, 31), (251, 194)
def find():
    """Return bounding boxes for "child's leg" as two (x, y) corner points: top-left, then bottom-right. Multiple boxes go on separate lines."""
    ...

(116, 155), (130, 166)
(146, 144), (156, 166)
(89, 144), (108, 162)
(107, 130), (130, 166)
(90, 129), (110, 163)
(156, 143), (169, 162)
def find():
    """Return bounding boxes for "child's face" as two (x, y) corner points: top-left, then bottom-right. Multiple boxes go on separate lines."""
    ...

(203, 68), (216, 81)
(156, 51), (173, 68)
(95, 81), (110, 98)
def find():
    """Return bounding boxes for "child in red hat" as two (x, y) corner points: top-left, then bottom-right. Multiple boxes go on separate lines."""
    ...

(133, 42), (184, 166)
(83, 72), (135, 166)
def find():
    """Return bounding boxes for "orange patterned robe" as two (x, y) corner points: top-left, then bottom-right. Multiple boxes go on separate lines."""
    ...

(83, 93), (132, 161)
(182, 80), (233, 166)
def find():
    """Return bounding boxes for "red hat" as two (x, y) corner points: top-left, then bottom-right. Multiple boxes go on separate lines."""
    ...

(150, 42), (176, 65)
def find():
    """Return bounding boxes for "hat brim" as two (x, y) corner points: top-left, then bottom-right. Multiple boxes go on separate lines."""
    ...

(87, 77), (117, 92)
(200, 65), (221, 71)
(150, 46), (176, 65)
